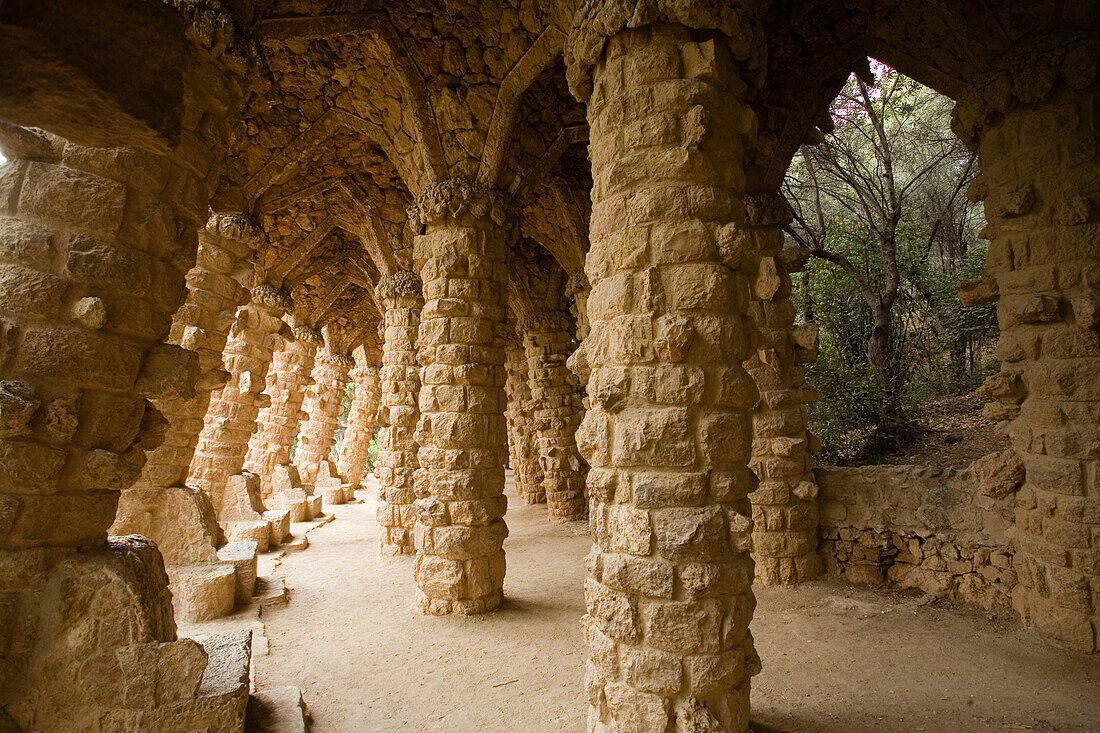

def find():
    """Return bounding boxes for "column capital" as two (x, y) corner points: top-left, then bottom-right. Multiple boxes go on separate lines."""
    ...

(317, 350), (355, 372)
(564, 0), (767, 102)
(291, 324), (323, 345)
(564, 271), (590, 299)
(376, 269), (424, 300)
(206, 212), (263, 244)
(518, 308), (571, 336)
(406, 177), (509, 232)
(250, 283), (293, 314)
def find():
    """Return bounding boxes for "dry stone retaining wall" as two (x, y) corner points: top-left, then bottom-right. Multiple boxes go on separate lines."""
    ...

(817, 452), (1023, 610)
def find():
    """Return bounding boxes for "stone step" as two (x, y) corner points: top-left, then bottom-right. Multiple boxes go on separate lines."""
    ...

(264, 509), (291, 545)
(245, 686), (308, 732)
(253, 575), (289, 608)
(281, 535), (309, 552)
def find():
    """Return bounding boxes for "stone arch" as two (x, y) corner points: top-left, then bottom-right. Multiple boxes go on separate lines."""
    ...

(254, 13), (447, 193)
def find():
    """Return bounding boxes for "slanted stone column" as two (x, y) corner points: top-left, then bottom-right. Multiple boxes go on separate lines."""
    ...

(409, 179), (509, 614)
(521, 309), (587, 521)
(295, 346), (353, 486)
(0, 21), (256, 725)
(245, 322), (321, 501)
(955, 42), (1100, 652)
(113, 215), (254, 564)
(504, 337), (545, 504)
(567, 16), (763, 731)
(339, 357), (381, 488)
(375, 271), (423, 556)
(741, 193), (824, 585)
(189, 283), (292, 520)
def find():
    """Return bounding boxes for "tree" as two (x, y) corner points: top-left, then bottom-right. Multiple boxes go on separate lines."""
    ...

(783, 61), (979, 451)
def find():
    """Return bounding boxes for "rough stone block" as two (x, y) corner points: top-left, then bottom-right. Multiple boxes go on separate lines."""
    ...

(168, 564), (236, 623)
(216, 541), (257, 606)
(226, 520), (270, 553)
(264, 509), (291, 545)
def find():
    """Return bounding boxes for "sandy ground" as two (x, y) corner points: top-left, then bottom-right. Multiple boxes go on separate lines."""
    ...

(240, 476), (1099, 732)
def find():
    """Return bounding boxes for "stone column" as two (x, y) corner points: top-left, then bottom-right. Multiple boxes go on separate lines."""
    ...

(956, 43), (1099, 652)
(409, 179), (510, 614)
(375, 271), (423, 556)
(741, 193), (824, 585)
(567, 17), (763, 731)
(0, 27), (255, 725)
(521, 309), (588, 521)
(504, 337), (545, 504)
(189, 283), (292, 520)
(112, 215), (254, 564)
(295, 346), (353, 486)
(339, 357), (381, 488)
(245, 322), (321, 501)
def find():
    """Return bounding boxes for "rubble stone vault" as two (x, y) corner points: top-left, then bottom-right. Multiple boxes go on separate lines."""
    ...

(0, 0), (1096, 731)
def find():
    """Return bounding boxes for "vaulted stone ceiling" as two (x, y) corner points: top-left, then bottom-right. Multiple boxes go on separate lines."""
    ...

(170, 0), (1092, 361)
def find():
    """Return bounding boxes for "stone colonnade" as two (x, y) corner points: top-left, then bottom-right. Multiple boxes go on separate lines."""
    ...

(112, 215), (255, 564)
(504, 336), (545, 504)
(569, 22), (763, 730)
(295, 345), (354, 486)
(521, 309), (588, 521)
(245, 322), (321, 500)
(410, 179), (510, 614)
(189, 283), (292, 520)
(339, 355), (381, 487)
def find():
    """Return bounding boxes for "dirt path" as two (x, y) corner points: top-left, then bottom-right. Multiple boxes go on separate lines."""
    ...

(252, 478), (1100, 732)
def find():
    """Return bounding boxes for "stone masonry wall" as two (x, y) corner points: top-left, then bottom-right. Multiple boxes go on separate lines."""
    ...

(954, 39), (1100, 650)
(818, 451), (1024, 610)
(189, 283), (291, 519)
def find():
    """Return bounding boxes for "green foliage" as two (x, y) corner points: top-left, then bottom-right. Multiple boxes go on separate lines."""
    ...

(365, 435), (379, 472)
(786, 62), (999, 463)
